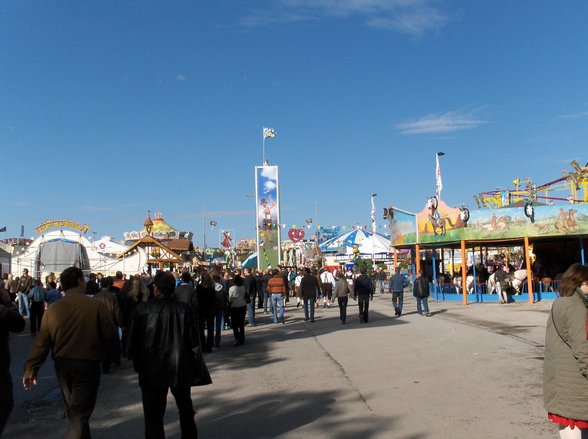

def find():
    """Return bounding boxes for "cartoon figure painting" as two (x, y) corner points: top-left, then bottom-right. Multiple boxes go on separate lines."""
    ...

(255, 166), (281, 270)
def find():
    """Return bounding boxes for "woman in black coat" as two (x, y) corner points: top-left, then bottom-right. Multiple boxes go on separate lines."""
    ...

(196, 272), (216, 353)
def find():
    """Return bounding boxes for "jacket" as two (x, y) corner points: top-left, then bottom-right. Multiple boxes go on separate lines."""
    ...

(267, 276), (286, 296)
(332, 278), (350, 299)
(27, 285), (47, 303)
(93, 289), (121, 328)
(127, 296), (200, 387)
(18, 275), (33, 293)
(24, 287), (121, 379)
(353, 274), (373, 297)
(0, 302), (25, 370)
(389, 274), (408, 293)
(213, 282), (228, 312)
(300, 275), (319, 299)
(544, 289), (588, 420)
(244, 275), (257, 296)
(175, 283), (198, 315)
(229, 285), (247, 308)
(413, 277), (430, 298)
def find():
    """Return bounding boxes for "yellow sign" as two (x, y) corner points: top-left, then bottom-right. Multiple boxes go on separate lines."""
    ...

(35, 220), (90, 234)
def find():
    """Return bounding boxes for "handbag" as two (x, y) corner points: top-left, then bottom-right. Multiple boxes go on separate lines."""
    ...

(191, 346), (212, 386)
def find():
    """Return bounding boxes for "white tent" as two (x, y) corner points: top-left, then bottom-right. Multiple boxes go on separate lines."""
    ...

(12, 229), (148, 277)
(319, 229), (392, 262)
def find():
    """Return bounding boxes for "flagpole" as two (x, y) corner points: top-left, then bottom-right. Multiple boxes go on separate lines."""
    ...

(262, 128), (266, 165)
(371, 193), (378, 265)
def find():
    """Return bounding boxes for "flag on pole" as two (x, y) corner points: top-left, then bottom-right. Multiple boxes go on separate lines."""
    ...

(371, 194), (377, 234)
(436, 153), (443, 200)
(263, 127), (277, 139)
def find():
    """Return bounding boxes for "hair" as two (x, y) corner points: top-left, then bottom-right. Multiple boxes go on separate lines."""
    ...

(130, 277), (148, 302)
(115, 271), (123, 280)
(152, 271), (176, 297)
(233, 275), (244, 287)
(60, 267), (84, 291)
(395, 267), (400, 274)
(181, 272), (192, 284)
(200, 272), (214, 289)
(34, 278), (42, 286)
(360, 268), (367, 275)
(336, 271), (345, 279)
(304, 267), (311, 275)
(100, 276), (114, 290)
(272, 269), (280, 276)
(558, 263), (588, 297)
(49, 281), (57, 289)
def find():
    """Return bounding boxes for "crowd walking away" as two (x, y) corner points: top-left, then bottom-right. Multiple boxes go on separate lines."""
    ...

(0, 263), (444, 438)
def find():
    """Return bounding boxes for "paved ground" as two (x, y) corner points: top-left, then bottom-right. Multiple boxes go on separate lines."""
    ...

(5, 294), (558, 438)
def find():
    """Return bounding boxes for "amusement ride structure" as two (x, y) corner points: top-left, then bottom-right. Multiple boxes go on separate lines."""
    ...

(473, 160), (588, 208)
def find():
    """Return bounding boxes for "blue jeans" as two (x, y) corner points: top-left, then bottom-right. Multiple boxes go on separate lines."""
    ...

(213, 311), (223, 347)
(379, 280), (386, 293)
(246, 303), (255, 326)
(271, 294), (284, 323)
(392, 291), (404, 314)
(416, 296), (429, 315)
(303, 298), (315, 322)
(263, 292), (273, 313)
(17, 292), (30, 318)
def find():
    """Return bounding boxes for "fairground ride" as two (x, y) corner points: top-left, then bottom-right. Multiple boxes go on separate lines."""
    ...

(473, 160), (588, 208)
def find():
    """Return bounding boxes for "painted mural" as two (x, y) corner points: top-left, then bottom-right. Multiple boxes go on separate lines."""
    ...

(255, 166), (282, 270)
(417, 198), (466, 244)
(389, 209), (418, 246)
(390, 198), (588, 246)
(465, 205), (588, 240)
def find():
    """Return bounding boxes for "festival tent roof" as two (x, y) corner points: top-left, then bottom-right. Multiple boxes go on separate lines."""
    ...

(319, 229), (391, 255)
(241, 253), (257, 269)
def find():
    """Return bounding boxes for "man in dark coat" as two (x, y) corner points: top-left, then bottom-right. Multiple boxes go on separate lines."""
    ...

(128, 271), (206, 439)
(354, 269), (374, 323)
(243, 268), (257, 326)
(413, 270), (431, 317)
(300, 268), (320, 322)
(0, 286), (25, 436)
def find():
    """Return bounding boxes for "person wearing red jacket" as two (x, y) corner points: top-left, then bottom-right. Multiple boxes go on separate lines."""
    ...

(267, 269), (286, 324)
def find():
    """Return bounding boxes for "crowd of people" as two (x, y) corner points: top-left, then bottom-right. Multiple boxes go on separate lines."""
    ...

(6, 260), (588, 438)
(1, 263), (418, 439)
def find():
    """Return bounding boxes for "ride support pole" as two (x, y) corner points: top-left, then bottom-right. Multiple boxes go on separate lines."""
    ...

(461, 240), (467, 305)
(524, 236), (534, 304)
(415, 244), (421, 274)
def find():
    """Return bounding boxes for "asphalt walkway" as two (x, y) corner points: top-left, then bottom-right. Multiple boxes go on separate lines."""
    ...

(5, 293), (557, 438)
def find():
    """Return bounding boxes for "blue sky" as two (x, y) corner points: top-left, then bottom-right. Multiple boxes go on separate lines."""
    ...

(2, 1), (587, 246)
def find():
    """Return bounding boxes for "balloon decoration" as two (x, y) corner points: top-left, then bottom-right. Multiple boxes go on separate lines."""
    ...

(288, 227), (305, 243)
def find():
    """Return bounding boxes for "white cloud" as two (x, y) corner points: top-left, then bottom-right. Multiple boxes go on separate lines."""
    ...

(176, 74), (186, 82)
(264, 181), (277, 193)
(557, 111), (588, 120)
(396, 111), (488, 135)
(243, 0), (449, 37)
(260, 167), (277, 179)
(175, 210), (253, 220)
